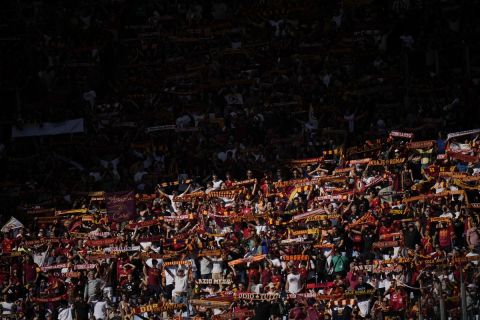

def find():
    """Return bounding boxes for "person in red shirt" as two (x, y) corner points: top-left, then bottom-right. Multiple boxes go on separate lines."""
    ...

(47, 270), (65, 295)
(270, 268), (283, 290)
(370, 196), (382, 210)
(435, 222), (454, 251)
(378, 220), (396, 241)
(388, 283), (407, 313)
(1, 234), (14, 253)
(421, 230), (434, 254)
(247, 265), (260, 291)
(143, 258), (162, 296)
(297, 263), (308, 282)
(260, 264), (272, 289)
(224, 172), (235, 188)
(117, 256), (135, 285)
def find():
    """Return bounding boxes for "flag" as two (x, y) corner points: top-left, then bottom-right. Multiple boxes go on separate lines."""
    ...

(1, 217), (24, 233)
(105, 191), (136, 222)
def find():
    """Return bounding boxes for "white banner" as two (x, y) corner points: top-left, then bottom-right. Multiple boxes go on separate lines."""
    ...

(12, 118), (84, 138)
(446, 128), (480, 141)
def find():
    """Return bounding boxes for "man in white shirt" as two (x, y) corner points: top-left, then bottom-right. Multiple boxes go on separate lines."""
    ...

(200, 257), (213, 279)
(0, 299), (14, 316)
(92, 295), (108, 320)
(156, 185), (191, 214)
(285, 268), (303, 294)
(165, 265), (191, 310)
(211, 256), (224, 279)
(211, 174), (223, 190)
(57, 301), (73, 320)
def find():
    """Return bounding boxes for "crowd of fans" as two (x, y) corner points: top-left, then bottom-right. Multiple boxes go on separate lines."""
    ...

(1, 130), (480, 320)
(1, 0), (480, 319)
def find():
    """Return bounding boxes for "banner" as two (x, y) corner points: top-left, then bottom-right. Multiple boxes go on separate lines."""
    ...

(429, 217), (452, 223)
(306, 282), (335, 289)
(140, 253), (177, 260)
(368, 158), (405, 166)
(344, 289), (376, 297)
(70, 232), (88, 239)
(452, 255), (480, 264)
(447, 152), (479, 163)
(379, 232), (403, 240)
(407, 140), (435, 149)
(282, 255), (309, 261)
(232, 179), (256, 187)
(289, 157), (323, 165)
(469, 203), (480, 209)
(389, 131), (414, 139)
(294, 176), (346, 187)
(207, 189), (242, 199)
(462, 176), (480, 182)
(316, 194), (351, 202)
(359, 176), (385, 191)
(163, 260), (193, 267)
(228, 254), (266, 267)
(105, 191), (136, 222)
(353, 264), (403, 273)
(189, 299), (231, 308)
(61, 272), (81, 278)
(347, 158), (371, 165)
(145, 125), (176, 133)
(274, 179), (309, 188)
(85, 238), (120, 247)
(55, 208), (88, 216)
(305, 214), (341, 222)
(41, 264), (68, 272)
(389, 209), (405, 215)
(158, 179), (192, 188)
(446, 128), (480, 141)
(195, 279), (233, 285)
(334, 167), (354, 174)
(197, 250), (222, 257)
(173, 191), (205, 202)
(25, 239), (60, 246)
(212, 310), (255, 320)
(12, 118), (84, 138)
(126, 220), (161, 229)
(131, 303), (185, 314)
(86, 253), (118, 260)
(314, 243), (335, 249)
(290, 208), (326, 221)
(104, 246), (141, 253)
(287, 292), (342, 300)
(374, 257), (411, 265)
(349, 212), (377, 227)
(138, 235), (163, 243)
(372, 240), (401, 248)
(235, 292), (280, 301)
(32, 294), (69, 303)
(438, 172), (468, 179)
(74, 264), (97, 270)
(26, 208), (55, 215)
(402, 190), (465, 203)
(289, 228), (325, 236)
